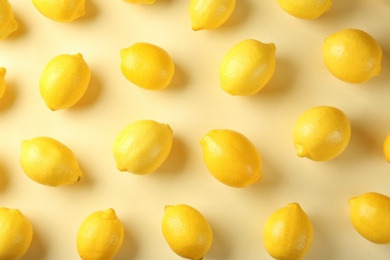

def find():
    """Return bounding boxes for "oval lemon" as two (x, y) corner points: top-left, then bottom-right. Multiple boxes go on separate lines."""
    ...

(0, 0), (18, 40)
(32, 0), (85, 23)
(276, 0), (332, 19)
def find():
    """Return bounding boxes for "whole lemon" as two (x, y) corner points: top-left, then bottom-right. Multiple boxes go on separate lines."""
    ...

(322, 28), (382, 83)
(263, 203), (313, 260)
(200, 129), (262, 188)
(77, 208), (124, 260)
(32, 0), (85, 23)
(383, 133), (390, 163)
(293, 106), (351, 161)
(120, 42), (175, 90)
(276, 0), (332, 19)
(20, 136), (82, 186)
(189, 0), (236, 31)
(40, 53), (91, 111)
(220, 39), (276, 96)
(113, 120), (173, 175)
(162, 204), (213, 260)
(0, 0), (18, 40)
(0, 207), (33, 260)
(349, 192), (390, 244)
(124, 0), (155, 3)
(0, 67), (6, 99)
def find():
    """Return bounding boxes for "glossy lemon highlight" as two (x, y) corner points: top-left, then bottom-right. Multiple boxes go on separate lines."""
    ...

(322, 28), (382, 83)
(124, 0), (155, 3)
(276, 0), (332, 19)
(349, 192), (390, 244)
(162, 204), (213, 260)
(264, 203), (313, 260)
(0, 0), (18, 40)
(200, 129), (262, 188)
(32, 0), (86, 23)
(0, 67), (6, 99)
(77, 208), (125, 260)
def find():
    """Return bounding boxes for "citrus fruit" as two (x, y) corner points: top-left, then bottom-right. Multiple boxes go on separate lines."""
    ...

(113, 119), (173, 174)
(263, 203), (313, 260)
(276, 0), (332, 19)
(32, 0), (86, 23)
(124, 0), (155, 3)
(120, 42), (175, 90)
(0, 0), (18, 40)
(383, 133), (390, 163)
(162, 204), (213, 260)
(220, 39), (276, 96)
(0, 67), (6, 99)
(77, 208), (124, 260)
(200, 129), (262, 188)
(293, 106), (351, 161)
(322, 28), (382, 83)
(20, 136), (82, 186)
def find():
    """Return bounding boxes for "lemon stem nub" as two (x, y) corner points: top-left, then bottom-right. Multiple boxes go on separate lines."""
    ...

(102, 208), (118, 220)
(296, 145), (308, 158)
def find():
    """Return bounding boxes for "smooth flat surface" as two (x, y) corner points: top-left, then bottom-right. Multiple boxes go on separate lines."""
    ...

(1, 0), (390, 259)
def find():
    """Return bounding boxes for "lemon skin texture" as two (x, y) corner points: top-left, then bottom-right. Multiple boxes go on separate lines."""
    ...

(0, 68), (6, 99)
(189, 0), (236, 31)
(162, 204), (213, 260)
(124, 0), (155, 3)
(349, 192), (390, 244)
(293, 106), (351, 161)
(276, 0), (332, 19)
(32, 0), (86, 23)
(0, 0), (18, 40)
(263, 203), (313, 260)
(120, 42), (175, 90)
(0, 207), (33, 260)
(113, 120), (173, 175)
(77, 208), (124, 260)
(322, 28), (382, 84)
(200, 129), (262, 188)
(220, 39), (276, 96)
(20, 136), (83, 186)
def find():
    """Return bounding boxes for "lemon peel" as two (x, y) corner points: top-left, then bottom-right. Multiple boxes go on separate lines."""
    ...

(276, 0), (332, 19)
(32, 0), (86, 23)
(0, 0), (18, 40)
(0, 67), (6, 99)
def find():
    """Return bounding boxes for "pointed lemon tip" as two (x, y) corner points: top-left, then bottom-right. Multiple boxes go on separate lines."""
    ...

(268, 43), (276, 53)
(102, 208), (118, 220)
(296, 145), (309, 158)
(0, 68), (6, 77)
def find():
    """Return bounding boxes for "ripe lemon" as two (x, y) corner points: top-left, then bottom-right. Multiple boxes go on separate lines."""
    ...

(77, 208), (124, 260)
(124, 0), (155, 3)
(349, 192), (390, 244)
(32, 0), (85, 23)
(293, 106), (351, 161)
(0, 0), (18, 40)
(40, 53), (91, 111)
(220, 39), (276, 96)
(0, 67), (6, 99)
(263, 203), (313, 260)
(162, 204), (213, 260)
(20, 136), (82, 186)
(383, 133), (390, 163)
(0, 207), (33, 260)
(276, 0), (332, 19)
(200, 129), (262, 188)
(322, 28), (382, 83)
(113, 120), (173, 175)
(189, 0), (236, 30)
(120, 42), (175, 90)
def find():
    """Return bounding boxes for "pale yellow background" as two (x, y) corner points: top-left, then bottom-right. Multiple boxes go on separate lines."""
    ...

(1, 0), (390, 259)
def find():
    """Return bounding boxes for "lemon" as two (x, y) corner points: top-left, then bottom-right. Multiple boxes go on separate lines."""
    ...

(189, 0), (236, 30)
(383, 133), (390, 163)
(200, 129), (262, 188)
(32, 0), (85, 23)
(162, 204), (213, 260)
(120, 42), (175, 90)
(293, 106), (351, 161)
(0, 67), (6, 99)
(263, 203), (313, 260)
(219, 39), (276, 96)
(349, 192), (390, 244)
(276, 0), (332, 19)
(40, 53), (91, 111)
(77, 208), (124, 260)
(0, 0), (18, 40)
(124, 0), (155, 3)
(0, 207), (33, 260)
(20, 136), (82, 186)
(322, 28), (382, 84)
(113, 119), (173, 175)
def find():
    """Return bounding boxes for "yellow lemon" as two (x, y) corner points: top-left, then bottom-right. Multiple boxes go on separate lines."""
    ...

(124, 0), (155, 4)
(349, 192), (390, 244)
(113, 120), (173, 175)
(120, 42), (175, 90)
(383, 133), (390, 163)
(220, 39), (276, 96)
(263, 203), (313, 260)
(322, 28), (382, 83)
(0, 207), (33, 260)
(0, 0), (18, 40)
(40, 53), (91, 111)
(276, 0), (332, 19)
(77, 208), (124, 260)
(189, 0), (236, 30)
(162, 204), (213, 260)
(200, 129), (262, 188)
(32, 0), (85, 23)
(20, 136), (82, 186)
(293, 106), (351, 161)
(0, 67), (6, 99)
